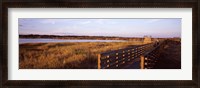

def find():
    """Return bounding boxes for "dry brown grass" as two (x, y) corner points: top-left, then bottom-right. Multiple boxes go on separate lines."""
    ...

(19, 41), (144, 69)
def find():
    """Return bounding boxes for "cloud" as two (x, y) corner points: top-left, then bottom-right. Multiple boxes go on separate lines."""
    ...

(19, 24), (23, 27)
(109, 21), (117, 24)
(80, 21), (91, 24)
(96, 19), (104, 24)
(39, 19), (71, 24)
(80, 19), (109, 25)
(40, 19), (56, 24)
(146, 19), (161, 23)
(51, 32), (75, 35)
(96, 19), (111, 24)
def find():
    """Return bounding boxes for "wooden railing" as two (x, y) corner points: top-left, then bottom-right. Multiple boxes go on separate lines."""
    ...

(97, 43), (155, 69)
(98, 40), (166, 69)
(140, 40), (166, 69)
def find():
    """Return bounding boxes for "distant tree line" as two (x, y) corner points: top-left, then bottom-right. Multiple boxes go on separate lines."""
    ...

(19, 34), (145, 41)
(19, 34), (180, 41)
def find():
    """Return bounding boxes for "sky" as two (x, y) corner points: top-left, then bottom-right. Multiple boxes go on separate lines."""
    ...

(18, 18), (181, 38)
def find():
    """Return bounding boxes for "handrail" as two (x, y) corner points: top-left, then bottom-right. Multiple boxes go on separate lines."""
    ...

(140, 40), (165, 69)
(97, 42), (156, 69)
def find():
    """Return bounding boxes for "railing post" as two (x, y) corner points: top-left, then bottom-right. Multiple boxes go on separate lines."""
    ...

(98, 54), (101, 69)
(140, 55), (145, 69)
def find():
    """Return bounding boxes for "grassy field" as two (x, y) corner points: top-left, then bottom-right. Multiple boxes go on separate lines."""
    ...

(19, 41), (144, 69)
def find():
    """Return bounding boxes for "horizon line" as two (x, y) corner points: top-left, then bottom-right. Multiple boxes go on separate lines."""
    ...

(19, 34), (181, 38)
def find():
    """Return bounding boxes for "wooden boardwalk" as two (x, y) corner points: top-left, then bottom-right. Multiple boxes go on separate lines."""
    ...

(153, 40), (181, 69)
(97, 40), (166, 69)
(97, 39), (181, 69)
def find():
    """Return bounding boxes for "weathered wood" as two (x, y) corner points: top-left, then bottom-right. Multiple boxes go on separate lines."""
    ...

(97, 54), (101, 69)
(141, 40), (166, 69)
(97, 40), (165, 69)
(140, 55), (145, 69)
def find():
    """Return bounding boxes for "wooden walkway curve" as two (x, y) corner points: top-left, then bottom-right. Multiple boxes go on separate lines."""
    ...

(97, 40), (166, 69)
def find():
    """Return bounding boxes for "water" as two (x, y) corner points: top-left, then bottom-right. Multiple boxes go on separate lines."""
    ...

(19, 38), (127, 44)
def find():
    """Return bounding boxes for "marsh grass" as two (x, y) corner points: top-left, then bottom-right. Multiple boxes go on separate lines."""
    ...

(19, 41), (143, 69)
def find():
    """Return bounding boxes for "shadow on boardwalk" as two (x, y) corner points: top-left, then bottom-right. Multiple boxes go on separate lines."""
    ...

(123, 40), (181, 69)
(154, 40), (181, 69)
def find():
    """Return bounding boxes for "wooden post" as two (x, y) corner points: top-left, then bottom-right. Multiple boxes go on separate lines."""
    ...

(97, 54), (101, 69)
(140, 55), (145, 69)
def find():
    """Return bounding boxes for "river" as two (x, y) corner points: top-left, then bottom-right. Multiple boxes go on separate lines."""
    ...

(19, 38), (127, 44)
